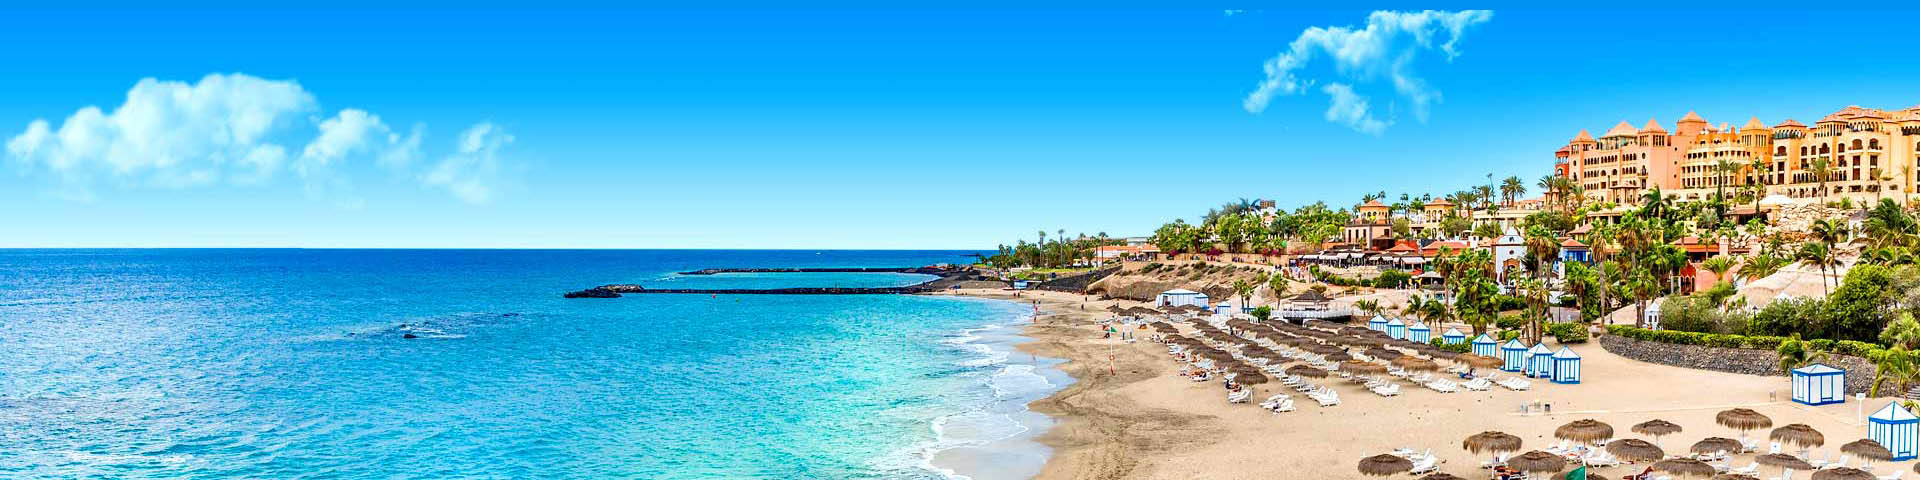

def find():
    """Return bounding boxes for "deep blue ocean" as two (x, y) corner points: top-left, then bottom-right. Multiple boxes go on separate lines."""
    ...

(0, 249), (1068, 479)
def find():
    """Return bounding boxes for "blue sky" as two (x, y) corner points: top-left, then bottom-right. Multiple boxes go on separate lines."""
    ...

(3, 7), (1918, 249)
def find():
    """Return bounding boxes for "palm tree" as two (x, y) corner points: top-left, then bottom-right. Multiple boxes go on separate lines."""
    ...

(1501, 176), (1525, 207)
(1796, 241), (1834, 297)
(1814, 157), (1832, 205)
(1870, 346), (1918, 397)
(1355, 299), (1382, 318)
(1702, 255), (1734, 284)
(1778, 338), (1832, 375)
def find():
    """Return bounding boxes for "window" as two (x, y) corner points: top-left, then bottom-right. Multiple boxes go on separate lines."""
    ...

(1870, 139), (1881, 150)
(1853, 139), (1865, 150)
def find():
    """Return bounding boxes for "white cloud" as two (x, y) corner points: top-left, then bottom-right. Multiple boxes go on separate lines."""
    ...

(1320, 83), (1388, 135)
(1243, 10), (1492, 133)
(6, 73), (510, 205)
(424, 122), (514, 205)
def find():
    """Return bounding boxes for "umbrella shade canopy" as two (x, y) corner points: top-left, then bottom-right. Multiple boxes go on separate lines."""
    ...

(1365, 347), (1402, 360)
(1463, 431), (1523, 454)
(1605, 438), (1665, 462)
(1229, 369), (1270, 385)
(1555, 419), (1616, 443)
(1712, 475), (1761, 480)
(1717, 408), (1774, 431)
(1419, 474), (1466, 480)
(1392, 356), (1440, 371)
(1507, 451), (1567, 473)
(1652, 458), (1717, 478)
(1810, 468), (1878, 480)
(1690, 437), (1743, 455)
(1356, 454), (1413, 476)
(1460, 354), (1504, 368)
(1634, 419), (1683, 437)
(1286, 365), (1328, 378)
(1342, 361), (1387, 375)
(1840, 438), (1894, 461)
(1322, 352), (1355, 363)
(1755, 453), (1812, 470)
(1770, 423), (1826, 448)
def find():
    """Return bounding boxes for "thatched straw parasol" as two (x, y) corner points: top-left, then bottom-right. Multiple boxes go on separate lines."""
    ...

(1633, 419), (1683, 446)
(1717, 408), (1773, 440)
(1392, 356), (1439, 372)
(1651, 458), (1717, 478)
(1356, 454), (1412, 477)
(1604, 438), (1664, 462)
(1689, 437), (1742, 456)
(1322, 352), (1354, 362)
(1554, 419), (1615, 444)
(1711, 475), (1760, 480)
(1810, 468), (1877, 480)
(1418, 474), (1465, 480)
(1463, 431), (1523, 455)
(1228, 367), (1269, 385)
(1460, 354), (1504, 369)
(1341, 361), (1386, 375)
(1840, 438), (1893, 464)
(1769, 423), (1825, 449)
(1507, 450), (1566, 473)
(1286, 364), (1328, 378)
(1755, 453), (1812, 470)
(1365, 347), (1402, 360)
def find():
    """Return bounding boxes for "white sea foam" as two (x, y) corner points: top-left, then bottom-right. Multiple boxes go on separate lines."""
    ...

(908, 305), (1070, 480)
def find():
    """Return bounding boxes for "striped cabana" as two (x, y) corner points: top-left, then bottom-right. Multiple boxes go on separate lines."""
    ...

(1368, 314), (1389, 331)
(1871, 401), (1919, 461)
(1385, 318), (1406, 340)
(1550, 347), (1581, 384)
(1407, 322), (1432, 343)
(1499, 339), (1527, 372)
(1471, 333), (1498, 357)
(1790, 363), (1846, 405)
(1526, 343), (1554, 378)
(1442, 328), (1467, 345)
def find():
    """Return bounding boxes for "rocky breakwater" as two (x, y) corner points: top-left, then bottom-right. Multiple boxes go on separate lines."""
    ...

(564, 265), (978, 298)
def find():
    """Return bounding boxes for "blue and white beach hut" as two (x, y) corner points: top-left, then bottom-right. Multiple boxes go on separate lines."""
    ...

(1385, 318), (1406, 340)
(1790, 363), (1846, 405)
(1214, 302), (1231, 314)
(1550, 347), (1581, 384)
(1442, 328), (1467, 345)
(1471, 333), (1498, 357)
(1871, 401), (1919, 461)
(1499, 339), (1528, 372)
(1526, 343), (1555, 378)
(1368, 314), (1389, 332)
(1407, 323), (1432, 343)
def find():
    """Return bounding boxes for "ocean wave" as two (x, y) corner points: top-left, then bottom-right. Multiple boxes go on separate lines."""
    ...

(905, 306), (1065, 480)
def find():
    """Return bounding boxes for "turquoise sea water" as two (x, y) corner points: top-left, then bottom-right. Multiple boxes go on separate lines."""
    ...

(0, 249), (1067, 479)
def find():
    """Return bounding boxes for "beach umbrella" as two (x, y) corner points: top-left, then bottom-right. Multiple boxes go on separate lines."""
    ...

(1555, 419), (1615, 445)
(1342, 361), (1387, 376)
(1810, 468), (1876, 480)
(1356, 454), (1412, 476)
(1755, 453), (1812, 471)
(1285, 364), (1327, 378)
(1605, 438), (1665, 462)
(1418, 474), (1465, 480)
(1652, 458), (1717, 478)
(1689, 437), (1743, 457)
(1839, 438), (1893, 468)
(1322, 352), (1354, 363)
(1365, 347), (1402, 361)
(1711, 475), (1760, 480)
(1463, 431), (1523, 466)
(1507, 450), (1566, 473)
(1717, 408), (1773, 442)
(1460, 354), (1503, 369)
(1392, 356), (1439, 372)
(1633, 419), (1683, 447)
(1769, 424), (1825, 453)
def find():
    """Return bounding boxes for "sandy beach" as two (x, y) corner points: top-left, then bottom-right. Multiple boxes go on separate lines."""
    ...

(941, 288), (1909, 479)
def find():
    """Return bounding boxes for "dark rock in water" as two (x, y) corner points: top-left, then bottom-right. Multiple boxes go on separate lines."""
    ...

(402, 333), (419, 339)
(563, 288), (622, 298)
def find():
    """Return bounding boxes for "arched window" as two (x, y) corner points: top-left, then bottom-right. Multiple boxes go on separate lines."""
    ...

(1869, 139), (1880, 149)
(1821, 144), (1831, 154)
(1853, 139), (1865, 150)
(1801, 146), (1809, 156)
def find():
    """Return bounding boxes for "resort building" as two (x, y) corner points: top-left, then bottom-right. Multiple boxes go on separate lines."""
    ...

(1555, 104), (1920, 205)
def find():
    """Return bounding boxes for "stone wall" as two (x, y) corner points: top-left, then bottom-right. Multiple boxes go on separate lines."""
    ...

(1598, 335), (1878, 395)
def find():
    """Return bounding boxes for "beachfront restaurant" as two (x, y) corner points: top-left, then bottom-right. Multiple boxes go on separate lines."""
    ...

(1790, 363), (1846, 405)
(1385, 318), (1406, 339)
(1471, 333), (1497, 357)
(1407, 322), (1431, 343)
(1526, 343), (1554, 378)
(1499, 339), (1527, 372)
(1441, 328), (1466, 345)
(1550, 347), (1581, 384)
(1156, 289), (1208, 308)
(1871, 401), (1920, 461)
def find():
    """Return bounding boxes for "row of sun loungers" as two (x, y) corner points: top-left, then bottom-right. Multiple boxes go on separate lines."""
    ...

(1259, 394), (1295, 413)
(1384, 448), (1438, 475)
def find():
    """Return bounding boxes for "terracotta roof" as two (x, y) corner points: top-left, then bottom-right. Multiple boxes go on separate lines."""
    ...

(1425, 199), (1453, 207)
(1560, 238), (1587, 248)
(1774, 118), (1806, 129)
(1569, 224), (1592, 234)
(1640, 118), (1667, 133)
(1385, 240), (1420, 254)
(1602, 121), (1638, 137)
(1571, 129), (1594, 143)
(1823, 105), (1887, 123)
(1360, 199), (1389, 208)
(1678, 110), (1706, 123)
(1742, 116), (1767, 130)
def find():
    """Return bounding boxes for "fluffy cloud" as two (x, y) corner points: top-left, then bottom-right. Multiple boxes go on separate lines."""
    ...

(424, 122), (513, 205)
(6, 73), (509, 205)
(1243, 10), (1492, 133)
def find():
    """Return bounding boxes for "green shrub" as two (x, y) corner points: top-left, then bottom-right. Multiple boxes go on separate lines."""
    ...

(1808, 339), (1835, 352)
(1495, 314), (1524, 330)
(1499, 330), (1521, 341)
(1743, 336), (1789, 350)
(1428, 338), (1472, 353)
(1835, 340), (1879, 357)
(1546, 322), (1588, 343)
